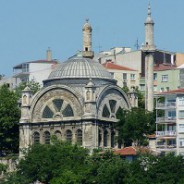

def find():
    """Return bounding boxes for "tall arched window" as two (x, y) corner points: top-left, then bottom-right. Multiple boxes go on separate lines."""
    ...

(98, 129), (102, 147)
(111, 131), (115, 148)
(76, 129), (82, 145)
(55, 130), (62, 140)
(66, 130), (72, 143)
(33, 132), (40, 144)
(44, 131), (50, 144)
(104, 130), (108, 147)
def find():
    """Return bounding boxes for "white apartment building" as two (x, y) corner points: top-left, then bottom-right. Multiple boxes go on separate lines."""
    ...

(13, 49), (59, 87)
(155, 89), (184, 156)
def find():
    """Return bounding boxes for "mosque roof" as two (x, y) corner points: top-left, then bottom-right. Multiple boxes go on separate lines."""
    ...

(48, 57), (113, 80)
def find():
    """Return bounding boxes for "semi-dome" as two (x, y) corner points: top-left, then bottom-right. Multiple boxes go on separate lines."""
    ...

(48, 57), (112, 80)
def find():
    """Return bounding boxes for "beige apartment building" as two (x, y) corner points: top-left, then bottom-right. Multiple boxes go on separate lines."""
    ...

(102, 61), (139, 89)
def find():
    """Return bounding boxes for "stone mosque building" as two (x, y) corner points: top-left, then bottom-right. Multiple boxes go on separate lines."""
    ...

(19, 20), (135, 154)
(19, 1), (154, 153)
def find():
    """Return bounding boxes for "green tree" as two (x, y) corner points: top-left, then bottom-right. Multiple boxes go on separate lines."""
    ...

(116, 107), (155, 146)
(0, 85), (20, 154)
(15, 79), (40, 98)
(3, 140), (89, 184)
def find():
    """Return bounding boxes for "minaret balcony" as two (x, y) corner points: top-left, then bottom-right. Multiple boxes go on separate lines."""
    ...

(82, 51), (94, 58)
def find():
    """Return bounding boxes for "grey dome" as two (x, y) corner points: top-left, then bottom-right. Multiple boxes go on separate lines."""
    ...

(48, 57), (112, 80)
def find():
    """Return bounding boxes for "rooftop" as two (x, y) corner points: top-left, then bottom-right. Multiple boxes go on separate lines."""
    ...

(154, 64), (177, 71)
(102, 62), (136, 71)
(155, 88), (184, 95)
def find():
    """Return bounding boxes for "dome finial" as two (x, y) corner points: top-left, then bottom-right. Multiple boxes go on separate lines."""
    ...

(86, 18), (89, 23)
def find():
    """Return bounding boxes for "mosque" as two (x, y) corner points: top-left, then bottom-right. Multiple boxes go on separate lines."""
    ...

(19, 4), (154, 153)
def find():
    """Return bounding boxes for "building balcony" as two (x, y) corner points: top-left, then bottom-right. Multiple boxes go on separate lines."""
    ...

(156, 117), (176, 124)
(156, 131), (176, 138)
(156, 102), (176, 109)
(156, 144), (176, 149)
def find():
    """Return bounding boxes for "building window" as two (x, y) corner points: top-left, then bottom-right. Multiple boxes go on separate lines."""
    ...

(102, 104), (110, 118)
(42, 106), (54, 118)
(153, 73), (157, 80)
(44, 131), (50, 144)
(168, 111), (176, 119)
(179, 97), (184, 106)
(55, 130), (62, 140)
(179, 111), (184, 119)
(66, 130), (72, 143)
(162, 75), (168, 82)
(154, 85), (157, 92)
(179, 124), (184, 133)
(76, 129), (82, 145)
(98, 129), (102, 147)
(33, 132), (40, 144)
(140, 84), (145, 91)
(111, 131), (115, 148)
(123, 73), (127, 80)
(110, 72), (114, 78)
(130, 74), (135, 80)
(166, 87), (170, 91)
(179, 138), (184, 147)
(160, 88), (164, 92)
(104, 130), (108, 147)
(62, 104), (74, 117)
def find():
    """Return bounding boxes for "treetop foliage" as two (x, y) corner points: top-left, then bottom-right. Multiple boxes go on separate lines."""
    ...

(2, 141), (184, 184)
(0, 85), (20, 154)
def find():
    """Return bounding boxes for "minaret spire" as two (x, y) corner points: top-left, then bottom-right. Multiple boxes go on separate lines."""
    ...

(142, 2), (156, 112)
(148, 1), (151, 16)
(82, 19), (94, 59)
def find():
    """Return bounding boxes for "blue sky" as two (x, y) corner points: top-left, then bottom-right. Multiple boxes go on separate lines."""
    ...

(0, 0), (184, 76)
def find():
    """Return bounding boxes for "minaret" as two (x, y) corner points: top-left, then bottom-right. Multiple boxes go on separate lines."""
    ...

(143, 2), (155, 111)
(46, 47), (52, 61)
(82, 19), (94, 58)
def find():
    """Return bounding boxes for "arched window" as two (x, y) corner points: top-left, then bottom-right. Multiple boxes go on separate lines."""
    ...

(55, 130), (62, 140)
(98, 129), (102, 147)
(76, 129), (82, 145)
(44, 131), (50, 144)
(104, 130), (108, 147)
(111, 131), (115, 148)
(42, 99), (74, 119)
(33, 132), (40, 144)
(66, 130), (72, 143)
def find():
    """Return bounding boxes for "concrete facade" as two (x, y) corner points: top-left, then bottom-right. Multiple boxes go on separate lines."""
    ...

(155, 89), (184, 156)
(13, 49), (58, 88)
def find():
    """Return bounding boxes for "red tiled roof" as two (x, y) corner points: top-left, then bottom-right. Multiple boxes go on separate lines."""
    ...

(156, 88), (184, 95)
(114, 146), (151, 156)
(114, 147), (137, 156)
(147, 134), (156, 139)
(102, 62), (136, 71)
(154, 64), (177, 71)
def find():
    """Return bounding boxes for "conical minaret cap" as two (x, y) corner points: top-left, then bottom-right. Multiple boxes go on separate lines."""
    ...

(83, 19), (92, 31)
(145, 2), (154, 24)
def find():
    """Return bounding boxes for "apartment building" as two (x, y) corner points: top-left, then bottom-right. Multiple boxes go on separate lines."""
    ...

(13, 49), (59, 87)
(155, 89), (184, 155)
(102, 61), (139, 89)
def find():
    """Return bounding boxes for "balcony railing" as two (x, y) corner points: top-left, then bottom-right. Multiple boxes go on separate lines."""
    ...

(156, 144), (176, 149)
(156, 117), (176, 123)
(156, 131), (176, 137)
(156, 102), (176, 109)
